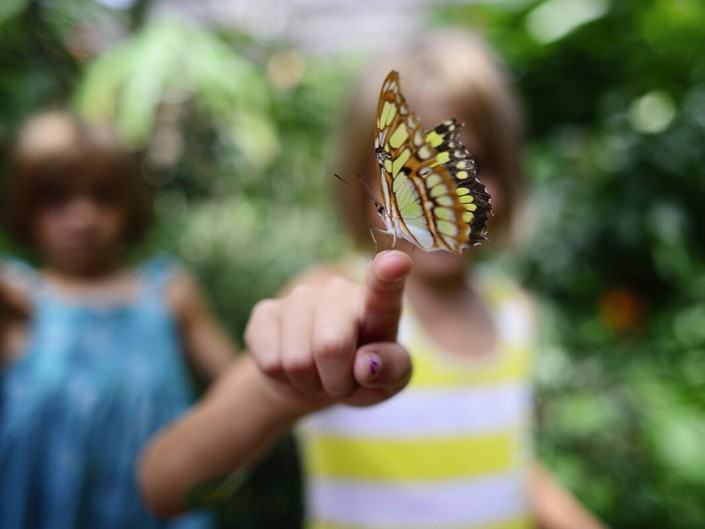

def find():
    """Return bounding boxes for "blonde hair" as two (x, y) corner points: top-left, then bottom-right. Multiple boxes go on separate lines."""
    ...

(333, 29), (525, 249)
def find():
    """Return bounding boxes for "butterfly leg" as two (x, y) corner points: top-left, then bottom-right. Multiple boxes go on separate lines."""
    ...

(370, 226), (395, 252)
(369, 224), (379, 253)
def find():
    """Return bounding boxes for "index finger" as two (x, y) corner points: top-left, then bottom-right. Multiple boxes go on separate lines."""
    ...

(358, 250), (413, 344)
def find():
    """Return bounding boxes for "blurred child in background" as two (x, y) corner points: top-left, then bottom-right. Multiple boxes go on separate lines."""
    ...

(291, 29), (607, 529)
(0, 111), (236, 529)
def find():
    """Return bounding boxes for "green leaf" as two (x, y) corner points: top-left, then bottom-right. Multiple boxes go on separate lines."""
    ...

(0, 0), (26, 26)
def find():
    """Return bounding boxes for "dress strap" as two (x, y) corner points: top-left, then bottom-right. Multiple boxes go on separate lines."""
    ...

(0, 257), (42, 300)
(139, 254), (182, 300)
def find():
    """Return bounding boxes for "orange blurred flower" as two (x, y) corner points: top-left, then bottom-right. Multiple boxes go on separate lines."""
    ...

(599, 288), (645, 333)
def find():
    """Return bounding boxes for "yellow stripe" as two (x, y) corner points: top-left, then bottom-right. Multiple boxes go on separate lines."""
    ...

(302, 431), (520, 481)
(408, 344), (531, 388)
(479, 280), (525, 308)
(310, 516), (532, 529)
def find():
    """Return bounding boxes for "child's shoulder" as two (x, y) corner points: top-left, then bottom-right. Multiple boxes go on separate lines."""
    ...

(149, 258), (212, 327)
(164, 267), (200, 310)
(0, 258), (36, 312)
(0, 257), (38, 284)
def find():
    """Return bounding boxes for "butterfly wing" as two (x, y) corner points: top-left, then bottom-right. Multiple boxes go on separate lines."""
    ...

(374, 70), (492, 253)
(375, 71), (431, 247)
(424, 119), (492, 246)
(375, 71), (466, 252)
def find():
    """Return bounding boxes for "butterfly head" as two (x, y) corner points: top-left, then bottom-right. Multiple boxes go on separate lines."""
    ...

(375, 147), (391, 167)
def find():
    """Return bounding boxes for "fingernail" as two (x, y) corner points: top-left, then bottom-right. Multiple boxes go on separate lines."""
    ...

(367, 353), (382, 379)
(374, 250), (389, 262)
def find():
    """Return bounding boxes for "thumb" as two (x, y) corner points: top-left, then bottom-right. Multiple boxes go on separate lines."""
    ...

(353, 342), (412, 391)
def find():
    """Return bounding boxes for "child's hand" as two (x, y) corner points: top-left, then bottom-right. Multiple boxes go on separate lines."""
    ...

(245, 250), (413, 413)
(139, 251), (412, 516)
(0, 281), (10, 340)
(0, 278), (30, 361)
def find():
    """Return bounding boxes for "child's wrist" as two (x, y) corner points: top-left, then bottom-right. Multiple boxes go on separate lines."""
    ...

(251, 364), (323, 420)
(212, 356), (311, 424)
(243, 356), (336, 420)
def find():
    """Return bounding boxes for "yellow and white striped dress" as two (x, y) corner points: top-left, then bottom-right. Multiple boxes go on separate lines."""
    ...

(298, 273), (536, 529)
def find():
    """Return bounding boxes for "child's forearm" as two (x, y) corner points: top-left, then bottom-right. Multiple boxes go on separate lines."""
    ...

(167, 272), (240, 382)
(138, 356), (301, 517)
(530, 461), (608, 529)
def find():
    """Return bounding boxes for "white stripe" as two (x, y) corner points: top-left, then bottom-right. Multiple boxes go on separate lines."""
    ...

(496, 300), (534, 346)
(298, 383), (529, 439)
(307, 471), (528, 527)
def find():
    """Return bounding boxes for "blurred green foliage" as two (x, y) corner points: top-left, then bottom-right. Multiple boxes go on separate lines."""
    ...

(434, 1), (705, 527)
(2, 1), (705, 528)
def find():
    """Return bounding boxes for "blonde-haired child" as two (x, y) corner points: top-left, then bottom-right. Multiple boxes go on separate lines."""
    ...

(136, 29), (606, 529)
(0, 111), (236, 529)
(292, 29), (607, 529)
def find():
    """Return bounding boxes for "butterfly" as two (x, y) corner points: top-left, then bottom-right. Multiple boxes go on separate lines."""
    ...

(373, 70), (492, 254)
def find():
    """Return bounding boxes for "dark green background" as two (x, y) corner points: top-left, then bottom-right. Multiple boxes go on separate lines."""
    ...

(2, 1), (705, 527)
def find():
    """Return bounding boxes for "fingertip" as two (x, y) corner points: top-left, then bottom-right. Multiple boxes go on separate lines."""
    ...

(373, 250), (412, 282)
(354, 351), (382, 385)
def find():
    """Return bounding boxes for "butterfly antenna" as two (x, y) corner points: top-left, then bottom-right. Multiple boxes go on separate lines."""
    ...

(334, 173), (381, 206)
(356, 173), (382, 204)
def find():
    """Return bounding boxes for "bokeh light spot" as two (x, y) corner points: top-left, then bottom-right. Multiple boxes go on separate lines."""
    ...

(629, 90), (676, 134)
(526, 0), (610, 44)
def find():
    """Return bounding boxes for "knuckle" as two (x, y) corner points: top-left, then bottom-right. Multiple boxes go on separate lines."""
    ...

(283, 352), (315, 375)
(365, 292), (400, 314)
(288, 285), (311, 303)
(325, 276), (353, 294)
(314, 334), (352, 362)
(249, 299), (278, 323)
(370, 272), (404, 294)
(325, 381), (356, 399)
(245, 300), (279, 343)
(257, 357), (284, 378)
(243, 324), (256, 348)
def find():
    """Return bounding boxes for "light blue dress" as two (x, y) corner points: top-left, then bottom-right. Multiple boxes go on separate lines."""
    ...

(0, 258), (213, 529)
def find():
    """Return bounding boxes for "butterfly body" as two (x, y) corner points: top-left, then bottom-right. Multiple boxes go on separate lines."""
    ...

(373, 71), (492, 254)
